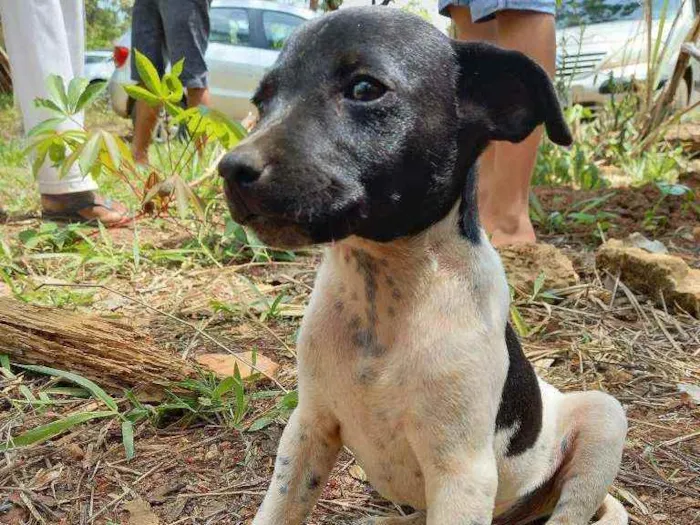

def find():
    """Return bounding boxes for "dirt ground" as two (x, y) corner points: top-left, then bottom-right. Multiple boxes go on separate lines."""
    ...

(0, 172), (699, 524)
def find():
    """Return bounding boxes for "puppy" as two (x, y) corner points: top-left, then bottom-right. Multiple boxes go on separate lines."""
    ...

(219, 8), (628, 524)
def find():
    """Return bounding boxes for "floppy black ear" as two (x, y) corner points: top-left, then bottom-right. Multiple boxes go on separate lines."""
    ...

(452, 41), (572, 146)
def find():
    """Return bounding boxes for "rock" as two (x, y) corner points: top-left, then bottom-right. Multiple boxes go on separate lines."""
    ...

(498, 243), (579, 292)
(625, 232), (668, 254)
(204, 444), (220, 461)
(596, 239), (700, 317)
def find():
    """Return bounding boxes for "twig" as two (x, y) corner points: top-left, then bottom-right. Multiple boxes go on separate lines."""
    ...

(35, 283), (289, 393)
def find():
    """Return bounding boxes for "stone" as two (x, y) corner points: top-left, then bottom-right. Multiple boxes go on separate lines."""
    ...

(596, 239), (700, 317)
(498, 243), (580, 292)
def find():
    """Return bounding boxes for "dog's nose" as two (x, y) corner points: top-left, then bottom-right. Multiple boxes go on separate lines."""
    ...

(218, 149), (264, 186)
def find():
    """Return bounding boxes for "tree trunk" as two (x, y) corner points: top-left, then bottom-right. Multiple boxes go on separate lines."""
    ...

(0, 298), (194, 399)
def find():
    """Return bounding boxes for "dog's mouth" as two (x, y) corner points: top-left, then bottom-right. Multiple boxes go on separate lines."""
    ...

(223, 180), (368, 249)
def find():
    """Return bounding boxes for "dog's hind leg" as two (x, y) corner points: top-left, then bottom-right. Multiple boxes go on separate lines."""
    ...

(355, 512), (426, 525)
(546, 391), (628, 525)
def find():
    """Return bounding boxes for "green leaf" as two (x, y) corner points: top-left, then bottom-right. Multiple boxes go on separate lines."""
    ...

(279, 390), (298, 410)
(48, 141), (66, 165)
(18, 364), (118, 412)
(0, 354), (10, 370)
(45, 74), (68, 112)
(121, 420), (135, 460)
(74, 81), (107, 113)
(163, 72), (184, 104)
(35, 98), (68, 115)
(248, 416), (275, 432)
(213, 376), (239, 400)
(59, 142), (85, 180)
(27, 118), (66, 138)
(67, 78), (90, 111)
(531, 272), (546, 301)
(100, 131), (121, 171)
(509, 304), (530, 338)
(78, 133), (103, 175)
(0, 411), (114, 451)
(133, 49), (163, 96)
(123, 84), (162, 106)
(171, 58), (185, 79)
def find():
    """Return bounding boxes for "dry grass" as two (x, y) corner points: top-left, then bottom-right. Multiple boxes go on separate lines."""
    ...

(0, 212), (698, 524)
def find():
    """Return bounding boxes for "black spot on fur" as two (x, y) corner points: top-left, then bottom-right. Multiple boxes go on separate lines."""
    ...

(458, 165), (481, 244)
(278, 456), (291, 466)
(388, 306), (396, 318)
(334, 300), (344, 312)
(391, 288), (401, 300)
(496, 322), (542, 456)
(279, 484), (289, 495)
(307, 474), (321, 490)
(356, 364), (378, 384)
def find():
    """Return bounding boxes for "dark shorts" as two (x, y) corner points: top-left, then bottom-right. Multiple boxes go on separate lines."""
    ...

(131, 0), (211, 89)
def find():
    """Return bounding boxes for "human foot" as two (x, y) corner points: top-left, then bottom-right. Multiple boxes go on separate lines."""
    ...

(41, 191), (130, 227)
(480, 211), (536, 247)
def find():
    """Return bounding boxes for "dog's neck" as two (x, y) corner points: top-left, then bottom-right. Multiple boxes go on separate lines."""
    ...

(324, 198), (495, 303)
(315, 200), (507, 361)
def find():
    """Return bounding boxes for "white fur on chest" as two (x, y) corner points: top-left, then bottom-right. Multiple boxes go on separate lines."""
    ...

(295, 213), (564, 512)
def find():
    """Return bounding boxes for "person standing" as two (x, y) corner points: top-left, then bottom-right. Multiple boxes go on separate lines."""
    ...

(130, 0), (212, 163)
(0, 0), (129, 225)
(439, 0), (556, 245)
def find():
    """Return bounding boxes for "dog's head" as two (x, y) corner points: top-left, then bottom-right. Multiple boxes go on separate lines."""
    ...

(219, 7), (571, 248)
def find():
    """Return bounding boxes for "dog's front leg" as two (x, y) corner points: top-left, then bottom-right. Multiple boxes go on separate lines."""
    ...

(423, 449), (498, 525)
(253, 408), (341, 525)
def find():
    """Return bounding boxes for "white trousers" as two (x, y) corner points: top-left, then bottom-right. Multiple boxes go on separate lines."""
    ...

(1, 0), (98, 194)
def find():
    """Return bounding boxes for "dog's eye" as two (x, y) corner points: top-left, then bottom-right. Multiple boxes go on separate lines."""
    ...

(346, 77), (386, 102)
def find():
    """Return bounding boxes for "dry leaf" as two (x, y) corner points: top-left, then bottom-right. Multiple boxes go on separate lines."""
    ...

(124, 497), (160, 525)
(29, 465), (63, 491)
(677, 383), (700, 405)
(614, 486), (649, 515)
(348, 464), (367, 482)
(196, 352), (279, 380)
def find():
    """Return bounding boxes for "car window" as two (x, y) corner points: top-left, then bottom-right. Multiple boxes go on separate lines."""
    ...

(85, 55), (108, 64)
(210, 7), (252, 46)
(557, 0), (681, 29)
(262, 11), (304, 50)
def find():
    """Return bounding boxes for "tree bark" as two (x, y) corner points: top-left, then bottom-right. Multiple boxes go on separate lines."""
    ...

(0, 298), (194, 399)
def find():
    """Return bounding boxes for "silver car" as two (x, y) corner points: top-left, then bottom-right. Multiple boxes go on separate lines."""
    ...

(108, 0), (316, 121)
(84, 50), (115, 84)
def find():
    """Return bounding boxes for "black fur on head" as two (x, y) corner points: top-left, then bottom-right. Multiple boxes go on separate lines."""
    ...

(219, 7), (571, 249)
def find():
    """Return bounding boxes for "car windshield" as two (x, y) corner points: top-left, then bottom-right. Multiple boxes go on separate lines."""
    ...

(557, 0), (682, 29)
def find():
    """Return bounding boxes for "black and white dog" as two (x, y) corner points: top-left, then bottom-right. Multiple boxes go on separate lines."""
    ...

(219, 8), (628, 524)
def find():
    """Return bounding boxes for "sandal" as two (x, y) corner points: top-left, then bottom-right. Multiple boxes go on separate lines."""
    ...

(41, 192), (132, 228)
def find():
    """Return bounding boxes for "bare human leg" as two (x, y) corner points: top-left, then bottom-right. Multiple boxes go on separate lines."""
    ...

(449, 8), (556, 246)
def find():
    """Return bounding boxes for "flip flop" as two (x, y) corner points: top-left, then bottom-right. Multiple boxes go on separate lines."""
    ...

(42, 198), (132, 228)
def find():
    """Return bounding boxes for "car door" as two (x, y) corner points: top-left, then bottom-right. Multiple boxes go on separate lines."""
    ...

(206, 6), (266, 120)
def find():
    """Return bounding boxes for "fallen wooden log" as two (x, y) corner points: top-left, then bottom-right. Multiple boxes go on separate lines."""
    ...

(0, 298), (194, 398)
